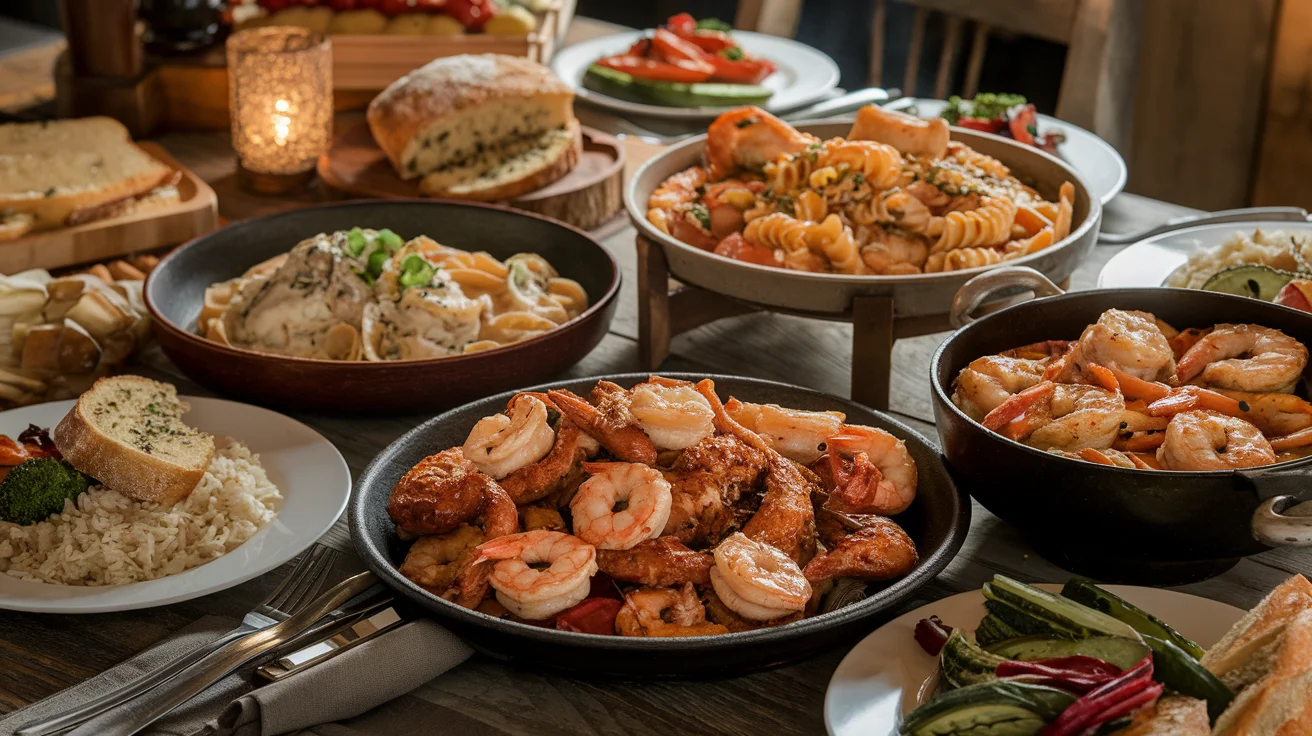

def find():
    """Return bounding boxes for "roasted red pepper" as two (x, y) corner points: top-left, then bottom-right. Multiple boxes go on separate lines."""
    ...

(913, 616), (954, 656)
(595, 55), (713, 83)
(1008, 104), (1038, 145)
(554, 597), (624, 635)
(651, 28), (714, 67)
(714, 233), (779, 267)
(995, 656), (1122, 694)
(681, 30), (737, 53)
(1039, 657), (1158, 736)
(708, 54), (775, 84)
(446, 0), (496, 30)
(957, 116), (1004, 133)
(665, 12), (697, 34)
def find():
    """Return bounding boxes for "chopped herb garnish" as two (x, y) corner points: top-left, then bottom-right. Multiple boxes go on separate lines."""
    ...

(735, 117), (758, 129)
(721, 46), (744, 61)
(695, 17), (732, 31)
(689, 203), (711, 231)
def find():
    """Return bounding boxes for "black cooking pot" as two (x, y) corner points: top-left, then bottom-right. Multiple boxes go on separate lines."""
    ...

(351, 374), (970, 677)
(931, 267), (1312, 585)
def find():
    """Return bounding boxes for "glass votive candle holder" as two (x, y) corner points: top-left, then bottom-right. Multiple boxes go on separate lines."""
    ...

(227, 27), (332, 194)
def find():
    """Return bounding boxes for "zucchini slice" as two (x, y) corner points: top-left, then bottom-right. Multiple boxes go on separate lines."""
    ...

(1060, 579), (1206, 660)
(985, 635), (1152, 671)
(1199, 265), (1300, 301)
(976, 614), (1025, 648)
(1144, 635), (1234, 723)
(987, 576), (1143, 641)
(900, 681), (1077, 736)
(940, 630), (1008, 690)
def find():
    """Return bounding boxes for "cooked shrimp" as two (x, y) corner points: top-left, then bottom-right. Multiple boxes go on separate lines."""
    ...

(699, 380), (817, 564)
(596, 536), (714, 587)
(461, 394), (555, 479)
(1076, 309), (1176, 382)
(628, 376), (715, 451)
(706, 106), (815, 180)
(398, 525), (485, 593)
(724, 397), (845, 464)
(1212, 389), (1312, 436)
(951, 355), (1048, 421)
(817, 425), (918, 515)
(548, 383), (658, 465)
(499, 415), (598, 505)
(388, 448), (514, 539)
(710, 532), (811, 621)
(1175, 324), (1308, 393)
(982, 381), (1124, 451)
(570, 462), (673, 550)
(1111, 402), (1171, 452)
(471, 530), (598, 620)
(614, 583), (728, 637)
(848, 103), (949, 159)
(803, 513), (918, 584)
(1156, 411), (1276, 471)
(660, 435), (768, 546)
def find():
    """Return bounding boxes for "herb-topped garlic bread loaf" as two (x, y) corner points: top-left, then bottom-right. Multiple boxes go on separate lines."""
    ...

(53, 376), (215, 507)
(0, 117), (176, 232)
(418, 119), (580, 200)
(367, 54), (578, 196)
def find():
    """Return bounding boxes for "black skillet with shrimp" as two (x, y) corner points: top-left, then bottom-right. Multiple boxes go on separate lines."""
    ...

(351, 374), (968, 676)
(932, 267), (1312, 585)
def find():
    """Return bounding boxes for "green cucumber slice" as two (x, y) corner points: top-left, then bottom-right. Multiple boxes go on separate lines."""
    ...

(984, 635), (1151, 671)
(900, 680), (1077, 736)
(1199, 264), (1300, 301)
(1060, 579), (1206, 660)
(940, 630), (1008, 690)
(987, 575), (1142, 641)
(1143, 635), (1233, 723)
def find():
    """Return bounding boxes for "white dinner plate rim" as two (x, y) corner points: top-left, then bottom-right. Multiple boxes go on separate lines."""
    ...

(0, 396), (350, 613)
(823, 584), (1245, 736)
(1097, 220), (1312, 290)
(551, 30), (840, 120)
(909, 98), (1126, 205)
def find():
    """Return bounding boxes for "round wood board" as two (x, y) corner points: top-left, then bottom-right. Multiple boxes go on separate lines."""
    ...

(317, 122), (625, 231)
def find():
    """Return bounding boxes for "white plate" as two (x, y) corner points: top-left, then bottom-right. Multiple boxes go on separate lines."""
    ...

(909, 99), (1126, 205)
(551, 30), (840, 121)
(825, 584), (1244, 736)
(1099, 221), (1312, 290)
(0, 397), (350, 613)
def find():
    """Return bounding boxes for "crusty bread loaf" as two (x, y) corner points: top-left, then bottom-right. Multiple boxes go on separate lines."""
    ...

(1204, 575), (1312, 693)
(1212, 609), (1312, 736)
(0, 212), (33, 242)
(0, 117), (176, 232)
(1109, 696), (1210, 736)
(367, 54), (574, 181)
(418, 119), (580, 200)
(53, 376), (214, 507)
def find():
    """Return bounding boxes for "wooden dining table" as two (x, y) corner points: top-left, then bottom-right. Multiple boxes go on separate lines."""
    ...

(2, 15), (1310, 736)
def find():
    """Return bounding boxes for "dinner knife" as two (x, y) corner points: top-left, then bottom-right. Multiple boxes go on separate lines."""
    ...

(68, 571), (381, 736)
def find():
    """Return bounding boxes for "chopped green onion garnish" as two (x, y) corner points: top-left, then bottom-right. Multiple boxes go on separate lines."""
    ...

(367, 249), (389, 277)
(377, 228), (404, 252)
(346, 227), (367, 256)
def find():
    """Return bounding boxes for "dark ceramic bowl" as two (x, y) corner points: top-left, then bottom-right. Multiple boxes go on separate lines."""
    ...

(350, 373), (970, 677)
(145, 200), (620, 413)
(932, 267), (1312, 584)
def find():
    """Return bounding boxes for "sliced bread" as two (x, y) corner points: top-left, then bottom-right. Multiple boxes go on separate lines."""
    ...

(418, 119), (580, 201)
(53, 375), (214, 507)
(1204, 574), (1312, 693)
(0, 117), (176, 231)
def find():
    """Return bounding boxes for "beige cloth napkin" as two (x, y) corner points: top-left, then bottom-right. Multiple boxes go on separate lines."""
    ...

(0, 617), (473, 736)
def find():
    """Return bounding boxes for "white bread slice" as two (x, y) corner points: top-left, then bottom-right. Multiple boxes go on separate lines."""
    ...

(53, 376), (214, 507)
(1204, 575), (1312, 693)
(1213, 609), (1312, 736)
(418, 120), (580, 201)
(367, 54), (573, 180)
(0, 117), (175, 231)
(1109, 696), (1210, 736)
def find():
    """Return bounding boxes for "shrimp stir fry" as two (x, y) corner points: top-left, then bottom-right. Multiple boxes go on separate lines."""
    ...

(387, 376), (921, 636)
(953, 310), (1312, 470)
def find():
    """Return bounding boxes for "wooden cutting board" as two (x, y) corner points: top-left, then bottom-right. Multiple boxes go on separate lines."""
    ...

(0, 142), (218, 274)
(317, 122), (626, 231)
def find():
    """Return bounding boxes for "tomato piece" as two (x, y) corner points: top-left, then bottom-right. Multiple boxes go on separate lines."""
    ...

(624, 38), (651, 57)
(681, 30), (737, 53)
(714, 233), (779, 267)
(595, 55), (713, 83)
(1276, 282), (1312, 312)
(652, 28), (713, 65)
(957, 116), (1001, 133)
(665, 12), (696, 34)
(555, 597), (624, 635)
(445, 0), (496, 29)
(0, 436), (31, 467)
(708, 55), (774, 84)
(1008, 103), (1038, 145)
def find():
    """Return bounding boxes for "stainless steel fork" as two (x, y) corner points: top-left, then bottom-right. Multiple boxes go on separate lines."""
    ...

(17, 544), (341, 736)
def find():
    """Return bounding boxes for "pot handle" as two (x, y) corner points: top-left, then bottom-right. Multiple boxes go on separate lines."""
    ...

(949, 266), (1066, 328)
(1253, 496), (1312, 547)
(1098, 207), (1310, 245)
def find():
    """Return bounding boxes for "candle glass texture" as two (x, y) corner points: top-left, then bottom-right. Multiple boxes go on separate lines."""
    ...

(227, 27), (332, 177)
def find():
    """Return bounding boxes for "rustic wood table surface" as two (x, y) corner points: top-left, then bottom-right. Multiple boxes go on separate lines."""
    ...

(2, 17), (1309, 736)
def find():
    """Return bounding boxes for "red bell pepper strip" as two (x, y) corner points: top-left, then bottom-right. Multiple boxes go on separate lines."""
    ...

(1009, 103), (1038, 145)
(708, 54), (775, 84)
(652, 28), (715, 66)
(1040, 657), (1156, 736)
(913, 616), (954, 656)
(683, 30), (738, 53)
(625, 38), (651, 57)
(554, 597), (624, 635)
(595, 55), (713, 83)
(995, 656), (1122, 694)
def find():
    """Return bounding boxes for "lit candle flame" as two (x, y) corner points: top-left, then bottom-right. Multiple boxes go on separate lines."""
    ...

(272, 99), (291, 146)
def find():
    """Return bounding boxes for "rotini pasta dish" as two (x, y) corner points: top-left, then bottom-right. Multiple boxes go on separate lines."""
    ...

(199, 227), (588, 361)
(646, 104), (1076, 276)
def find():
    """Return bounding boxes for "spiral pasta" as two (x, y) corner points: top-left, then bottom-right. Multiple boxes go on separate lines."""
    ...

(821, 140), (903, 190)
(931, 196), (1018, 253)
(925, 247), (1006, 273)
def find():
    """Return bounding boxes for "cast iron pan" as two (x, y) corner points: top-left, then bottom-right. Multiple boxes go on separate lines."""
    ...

(932, 267), (1312, 584)
(145, 199), (620, 413)
(350, 373), (970, 677)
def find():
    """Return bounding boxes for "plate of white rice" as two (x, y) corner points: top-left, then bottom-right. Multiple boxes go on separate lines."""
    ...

(0, 396), (350, 613)
(1098, 221), (1312, 292)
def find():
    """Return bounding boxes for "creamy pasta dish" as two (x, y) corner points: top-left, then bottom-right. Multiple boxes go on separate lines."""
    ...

(199, 228), (588, 361)
(647, 104), (1075, 275)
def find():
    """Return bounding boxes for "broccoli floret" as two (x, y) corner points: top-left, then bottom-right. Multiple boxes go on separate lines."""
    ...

(969, 92), (1028, 120)
(0, 458), (90, 525)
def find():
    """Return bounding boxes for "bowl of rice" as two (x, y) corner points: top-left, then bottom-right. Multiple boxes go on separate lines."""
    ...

(1099, 222), (1312, 295)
